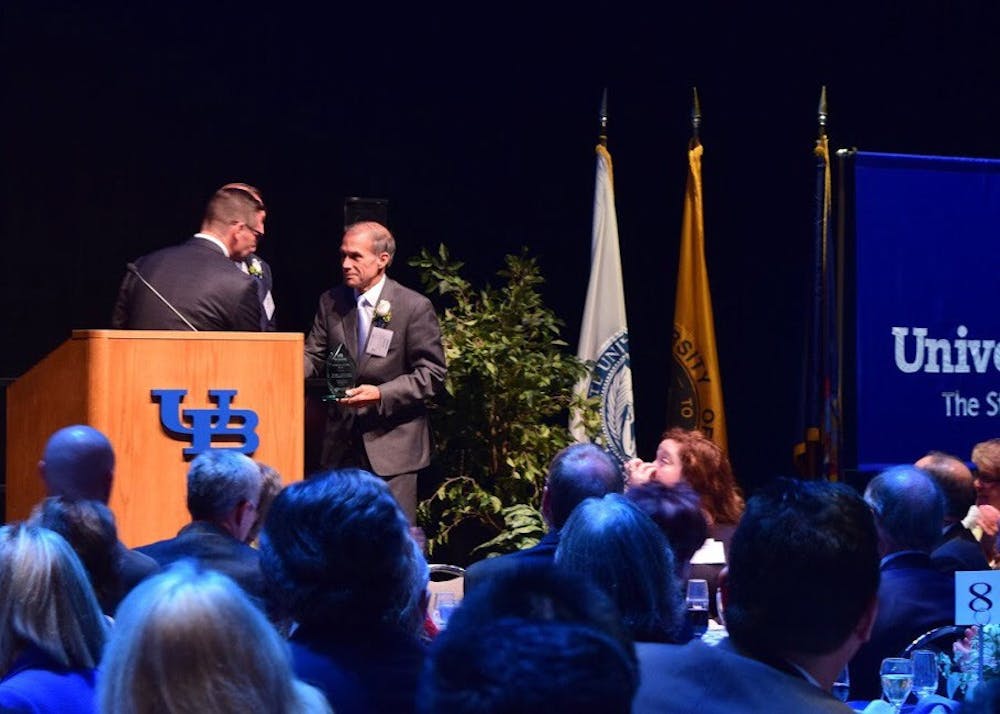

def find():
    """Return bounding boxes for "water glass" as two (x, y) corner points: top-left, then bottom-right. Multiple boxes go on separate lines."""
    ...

(433, 593), (458, 629)
(832, 665), (850, 703)
(910, 649), (938, 700)
(880, 657), (913, 712)
(686, 579), (710, 637)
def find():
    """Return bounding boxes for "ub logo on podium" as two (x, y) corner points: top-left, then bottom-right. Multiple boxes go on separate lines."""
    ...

(152, 389), (260, 456)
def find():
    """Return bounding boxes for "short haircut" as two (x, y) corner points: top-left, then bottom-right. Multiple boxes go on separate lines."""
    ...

(246, 462), (284, 545)
(98, 562), (328, 714)
(260, 469), (427, 633)
(30, 497), (121, 614)
(917, 451), (975, 521)
(419, 567), (638, 714)
(973, 438), (1000, 479)
(40, 424), (115, 502)
(219, 182), (266, 210)
(625, 480), (709, 570)
(345, 221), (396, 266)
(556, 494), (685, 643)
(865, 465), (945, 552)
(546, 443), (623, 529)
(186, 451), (261, 522)
(204, 187), (263, 227)
(0, 524), (107, 673)
(725, 478), (880, 656)
(662, 427), (744, 524)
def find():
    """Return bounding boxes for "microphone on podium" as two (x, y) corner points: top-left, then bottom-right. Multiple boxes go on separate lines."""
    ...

(126, 262), (198, 332)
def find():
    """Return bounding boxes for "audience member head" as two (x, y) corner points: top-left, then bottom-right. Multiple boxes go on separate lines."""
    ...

(246, 462), (283, 545)
(625, 481), (709, 578)
(0, 523), (107, 674)
(556, 493), (685, 643)
(963, 677), (1000, 714)
(865, 465), (945, 555)
(419, 566), (638, 714)
(542, 443), (623, 530)
(973, 438), (1000, 509)
(38, 425), (115, 503)
(666, 428), (744, 524)
(98, 562), (328, 714)
(186, 450), (262, 543)
(724, 479), (879, 681)
(29, 497), (121, 614)
(915, 451), (976, 524)
(202, 186), (266, 260)
(260, 469), (427, 635)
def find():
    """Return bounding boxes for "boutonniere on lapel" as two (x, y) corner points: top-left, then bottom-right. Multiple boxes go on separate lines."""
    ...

(247, 256), (263, 278)
(373, 299), (392, 327)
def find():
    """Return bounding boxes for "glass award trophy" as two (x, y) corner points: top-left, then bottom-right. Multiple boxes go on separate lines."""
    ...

(323, 343), (356, 401)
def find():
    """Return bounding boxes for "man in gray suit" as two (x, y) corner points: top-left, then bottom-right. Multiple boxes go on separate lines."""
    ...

(111, 187), (264, 331)
(304, 221), (446, 522)
(633, 479), (879, 714)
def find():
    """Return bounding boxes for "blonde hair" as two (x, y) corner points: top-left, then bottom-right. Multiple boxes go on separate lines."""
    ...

(0, 524), (107, 673)
(99, 562), (329, 713)
(973, 438), (1000, 479)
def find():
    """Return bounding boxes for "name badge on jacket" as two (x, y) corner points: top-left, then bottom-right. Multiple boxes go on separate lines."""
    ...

(366, 327), (393, 357)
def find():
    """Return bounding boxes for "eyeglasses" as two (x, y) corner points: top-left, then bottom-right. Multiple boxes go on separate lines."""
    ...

(243, 223), (264, 240)
(975, 474), (1000, 486)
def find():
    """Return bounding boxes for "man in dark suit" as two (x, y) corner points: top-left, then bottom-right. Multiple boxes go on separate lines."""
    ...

(634, 479), (879, 714)
(916, 451), (989, 573)
(303, 221), (446, 523)
(137, 450), (264, 605)
(111, 187), (264, 331)
(260, 469), (429, 714)
(220, 182), (277, 331)
(464, 443), (623, 593)
(38, 425), (159, 600)
(849, 465), (955, 700)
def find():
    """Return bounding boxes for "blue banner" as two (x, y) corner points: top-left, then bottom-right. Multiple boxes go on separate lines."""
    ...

(853, 151), (1000, 470)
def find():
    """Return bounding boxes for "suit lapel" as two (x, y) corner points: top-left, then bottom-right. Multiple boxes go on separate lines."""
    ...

(357, 278), (394, 371)
(331, 287), (360, 362)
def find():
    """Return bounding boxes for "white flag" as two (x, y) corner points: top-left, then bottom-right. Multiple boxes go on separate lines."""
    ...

(572, 143), (636, 461)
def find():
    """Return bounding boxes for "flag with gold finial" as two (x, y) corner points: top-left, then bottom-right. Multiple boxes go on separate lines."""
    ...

(666, 101), (728, 451)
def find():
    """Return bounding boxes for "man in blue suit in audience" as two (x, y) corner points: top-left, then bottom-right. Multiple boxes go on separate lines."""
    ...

(916, 451), (989, 573)
(848, 465), (955, 700)
(634, 479), (879, 713)
(463, 443), (623, 593)
(137, 451), (265, 606)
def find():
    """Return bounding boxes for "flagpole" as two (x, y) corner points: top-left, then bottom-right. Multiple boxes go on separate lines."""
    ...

(818, 85), (827, 139)
(690, 87), (701, 143)
(599, 87), (608, 147)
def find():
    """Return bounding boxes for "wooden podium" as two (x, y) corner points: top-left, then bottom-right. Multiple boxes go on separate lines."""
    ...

(6, 330), (304, 547)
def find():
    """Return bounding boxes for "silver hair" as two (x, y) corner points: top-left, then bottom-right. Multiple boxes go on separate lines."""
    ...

(186, 451), (261, 522)
(0, 524), (108, 674)
(98, 562), (330, 714)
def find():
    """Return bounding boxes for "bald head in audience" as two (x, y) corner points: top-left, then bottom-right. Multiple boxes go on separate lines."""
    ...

(38, 425), (114, 503)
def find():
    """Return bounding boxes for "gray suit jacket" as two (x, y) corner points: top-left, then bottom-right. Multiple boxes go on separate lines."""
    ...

(111, 237), (261, 331)
(633, 639), (852, 714)
(303, 278), (446, 476)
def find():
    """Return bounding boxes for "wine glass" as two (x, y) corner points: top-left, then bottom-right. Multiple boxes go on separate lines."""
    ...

(685, 579), (710, 637)
(910, 649), (938, 700)
(880, 657), (913, 712)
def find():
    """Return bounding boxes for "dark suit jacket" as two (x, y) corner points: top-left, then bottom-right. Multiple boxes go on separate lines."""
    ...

(303, 279), (446, 476)
(463, 530), (560, 594)
(245, 255), (277, 330)
(634, 639), (852, 714)
(111, 237), (261, 331)
(931, 521), (989, 574)
(105, 541), (159, 615)
(289, 622), (426, 714)
(849, 551), (954, 700)
(136, 521), (264, 605)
